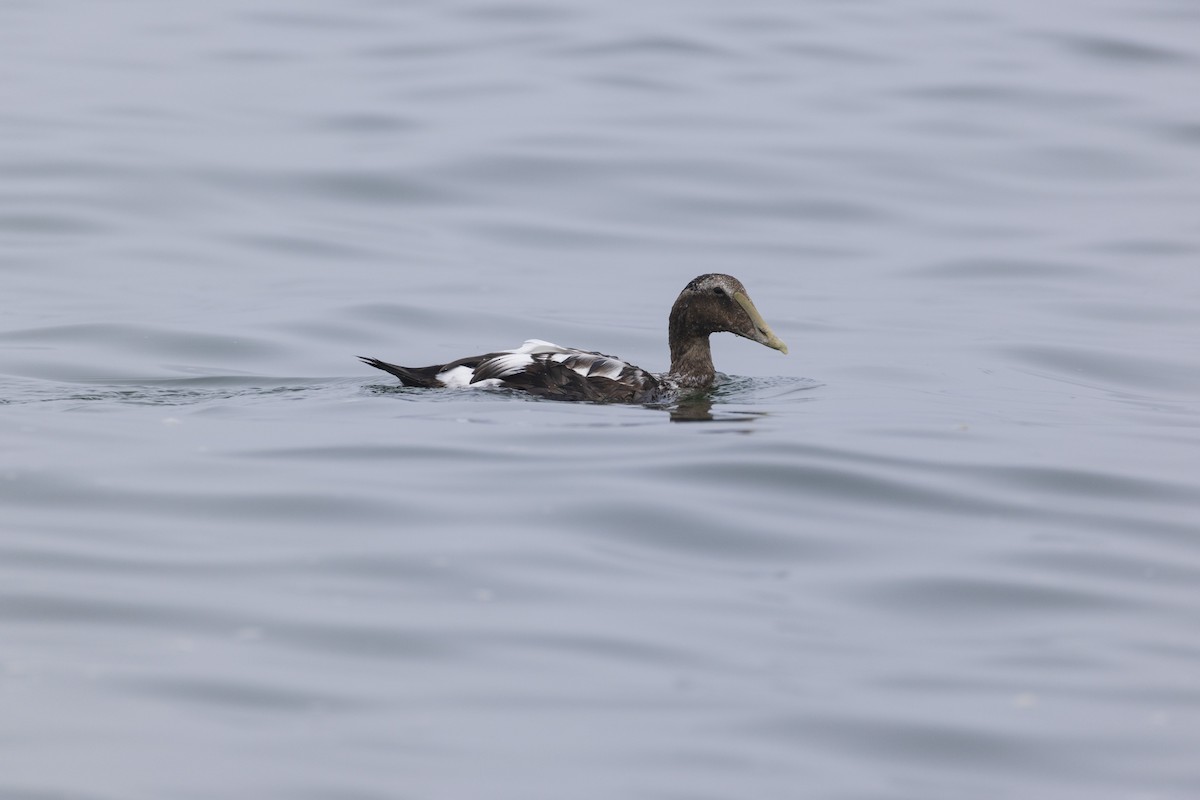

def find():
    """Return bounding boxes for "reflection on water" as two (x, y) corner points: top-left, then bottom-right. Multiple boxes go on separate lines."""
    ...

(668, 395), (716, 421)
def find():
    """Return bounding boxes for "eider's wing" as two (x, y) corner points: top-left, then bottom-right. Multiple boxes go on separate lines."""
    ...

(471, 340), (659, 402)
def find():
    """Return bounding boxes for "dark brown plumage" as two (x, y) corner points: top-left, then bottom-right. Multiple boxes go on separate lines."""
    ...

(360, 273), (787, 403)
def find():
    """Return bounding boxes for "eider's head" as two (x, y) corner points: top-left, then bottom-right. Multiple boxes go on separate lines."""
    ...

(670, 274), (788, 354)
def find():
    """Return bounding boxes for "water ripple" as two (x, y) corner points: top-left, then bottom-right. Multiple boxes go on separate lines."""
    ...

(1046, 33), (1192, 65)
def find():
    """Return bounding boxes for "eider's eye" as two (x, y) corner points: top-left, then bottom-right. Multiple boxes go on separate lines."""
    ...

(713, 286), (726, 296)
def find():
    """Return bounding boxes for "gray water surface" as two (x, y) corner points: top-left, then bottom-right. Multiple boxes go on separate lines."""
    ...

(3, 1), (1200, 798)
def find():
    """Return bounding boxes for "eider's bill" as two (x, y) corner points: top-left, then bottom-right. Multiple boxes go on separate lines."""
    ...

(734, 291), (788, 354)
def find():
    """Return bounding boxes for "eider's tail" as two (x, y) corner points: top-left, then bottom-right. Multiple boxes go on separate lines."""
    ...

(358, 356), (442, 388)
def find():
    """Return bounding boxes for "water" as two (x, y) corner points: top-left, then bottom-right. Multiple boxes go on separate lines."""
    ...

(3, 1), (1199, 798)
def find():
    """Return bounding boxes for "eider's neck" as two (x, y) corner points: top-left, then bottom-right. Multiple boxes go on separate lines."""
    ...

(667, 333), (715, 388)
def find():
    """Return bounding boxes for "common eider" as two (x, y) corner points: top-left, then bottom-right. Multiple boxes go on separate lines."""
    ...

(360, 273), (788, 403)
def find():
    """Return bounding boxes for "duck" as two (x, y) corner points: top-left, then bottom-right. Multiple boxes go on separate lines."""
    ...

(359, 273), (788, 403)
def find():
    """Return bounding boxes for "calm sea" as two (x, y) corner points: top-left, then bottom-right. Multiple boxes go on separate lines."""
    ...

(3, 1), (1199, 798)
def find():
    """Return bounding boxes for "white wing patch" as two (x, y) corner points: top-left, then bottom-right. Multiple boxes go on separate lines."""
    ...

(477, 353), (535, 379)
(435, 365), (478, 388)
(595, 360), (624, 379)
(506, 339), (572, 356)
(549, 352), (628, 380)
